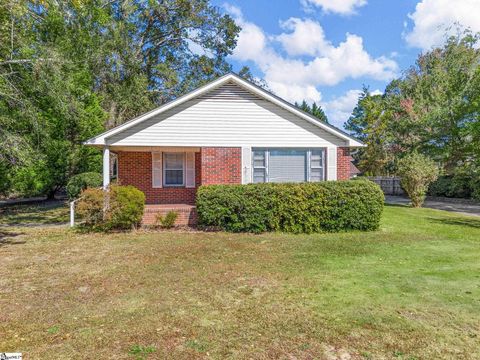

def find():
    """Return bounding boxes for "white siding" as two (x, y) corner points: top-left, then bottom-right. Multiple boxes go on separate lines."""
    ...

(106, 82), (347, 148)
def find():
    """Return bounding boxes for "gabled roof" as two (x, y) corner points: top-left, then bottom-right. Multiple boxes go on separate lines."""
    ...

(85, 73), (364, 147)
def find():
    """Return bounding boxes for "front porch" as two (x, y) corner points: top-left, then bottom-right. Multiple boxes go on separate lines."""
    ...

(143, 204), (197, 226)
(101, 146), (242, 206)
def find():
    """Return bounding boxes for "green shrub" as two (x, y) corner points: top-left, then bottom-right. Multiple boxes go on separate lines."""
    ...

(155, 211), (178, 229)
(196, 180), (384, 233)
(397, 153), (438, 207)
(66, 172), (102, 200)
(106, 185), (145, 230)
(428, 166), (480, 200)
(471, 173), (480, 200)
(76, 187), (105, 227)
(428, 176), (453, 197)
(76, 185), (145, 230)
(450, 168), (474, 198)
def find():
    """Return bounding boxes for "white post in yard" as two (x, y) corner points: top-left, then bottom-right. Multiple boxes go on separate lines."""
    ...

(70, 201), (75, 227)
(103, 146), (110, 189)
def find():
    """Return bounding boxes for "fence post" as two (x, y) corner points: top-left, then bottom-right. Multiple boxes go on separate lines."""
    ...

(70, 201), (75, 227)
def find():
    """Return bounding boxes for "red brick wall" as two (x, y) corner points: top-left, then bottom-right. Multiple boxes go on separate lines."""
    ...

(337, 147), (351, 180)
(200, 147), (242, 185)
(142, 205), (197, 226)
(117, 151), (201, 204)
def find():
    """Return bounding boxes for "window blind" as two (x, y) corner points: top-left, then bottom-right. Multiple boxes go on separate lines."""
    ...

(268, 150), (307, 183)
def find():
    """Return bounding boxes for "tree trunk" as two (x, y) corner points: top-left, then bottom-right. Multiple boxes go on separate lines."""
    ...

(46, 187), (57, 200)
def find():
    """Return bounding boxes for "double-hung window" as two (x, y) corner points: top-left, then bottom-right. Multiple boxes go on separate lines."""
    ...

(252, 148), (325, 183)
(309, 149), (325, 182)
(163, 153), (185, 186)
(252, 150), (267, 183)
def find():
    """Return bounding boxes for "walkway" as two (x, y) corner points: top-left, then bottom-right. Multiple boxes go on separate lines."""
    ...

(385, 196), (480, 217)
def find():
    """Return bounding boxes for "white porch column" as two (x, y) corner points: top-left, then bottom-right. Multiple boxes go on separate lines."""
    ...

(103, 146), (110, 189)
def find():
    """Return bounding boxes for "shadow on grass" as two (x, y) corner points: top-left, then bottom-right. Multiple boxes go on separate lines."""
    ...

(0, 200), (68, 225)
(428, 216), (480, 229)
(0, 228), (26, 247)
(384, 203), (410, 209)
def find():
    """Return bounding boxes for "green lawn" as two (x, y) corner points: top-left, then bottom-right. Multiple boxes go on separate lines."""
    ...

(0, 205), (479, 359)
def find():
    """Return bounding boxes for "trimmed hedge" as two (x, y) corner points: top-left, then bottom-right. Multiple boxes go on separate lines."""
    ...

(196, 180), (384, 233)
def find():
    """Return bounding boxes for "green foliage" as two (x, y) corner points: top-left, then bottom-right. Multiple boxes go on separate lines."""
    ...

(128, 344), (156, 360)
(0, 0), (241, 198)
(106, 185), (146, 230)
(11, 163), (47, 197)
(66, 172), (102, 200)
(295, 100), (329, 123)
(0, 160), (10, 196)
(471, 172), (480, 200)
(47, 325), (60, 334)
(155, 211), (178, 229)
(346, 32), (480, 180)
(76, 188), (105, 227)
(397, 153), (439, 207)
(196, 180), (384, 233)
(76, 185), (145, 230)
(428, 176), (454, 197)
(429, 166), (480, 199)
(345, 87), (394, 175)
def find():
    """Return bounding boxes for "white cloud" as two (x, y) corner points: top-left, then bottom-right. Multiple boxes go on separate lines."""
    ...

(301, 0), (367, 15)
(268, 81), (322, 104)
(276, 18), (330, 57)
(405, 0), (480, 50)
(224, 8), (398, 104)
(323, 89), (362, 127)
(322, 88), (382, 127)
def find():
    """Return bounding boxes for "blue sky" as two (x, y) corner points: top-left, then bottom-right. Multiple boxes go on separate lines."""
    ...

(210, 0), (480, 128)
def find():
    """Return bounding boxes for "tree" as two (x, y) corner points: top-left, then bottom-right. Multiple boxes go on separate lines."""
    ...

(345, 32), (480, 178)
(295, 100), (329, 123)
(0, 0), (241, 198)
(345, 87), (395, 175)
(388, 32), (480, 172)
(397, 153), (439, 207)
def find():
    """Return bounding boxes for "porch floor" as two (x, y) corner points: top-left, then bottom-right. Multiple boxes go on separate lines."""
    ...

(143, 204), (197, 226)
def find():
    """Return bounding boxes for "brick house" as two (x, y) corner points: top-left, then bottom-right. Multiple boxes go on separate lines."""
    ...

(85, 73), (364, 225)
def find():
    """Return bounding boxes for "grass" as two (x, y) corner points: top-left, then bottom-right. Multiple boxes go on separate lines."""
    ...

(0, 201), (69, 225)
(0, 205), (479, 359)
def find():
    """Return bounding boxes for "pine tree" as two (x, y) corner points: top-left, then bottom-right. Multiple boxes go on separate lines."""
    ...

(295, 101), (329, 123)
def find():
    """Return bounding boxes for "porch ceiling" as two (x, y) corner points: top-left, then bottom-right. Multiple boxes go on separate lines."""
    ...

(108, 146), (201, 152)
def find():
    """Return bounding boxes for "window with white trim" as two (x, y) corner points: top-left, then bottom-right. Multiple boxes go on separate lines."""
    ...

(163, 153), (185, 186)
(309, 149), (325, 182)
(252, 148), (325, 183)
(252, 150), (267, 183)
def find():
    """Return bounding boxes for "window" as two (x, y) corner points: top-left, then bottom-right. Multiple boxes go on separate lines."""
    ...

(111, 156), (118, 180)
(269, 149), (307, 183)
(163, 153), (184, 186)
(310, 149), (325, 182)
(252, 150), (267, 183)
(252, 148), (325, 183)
